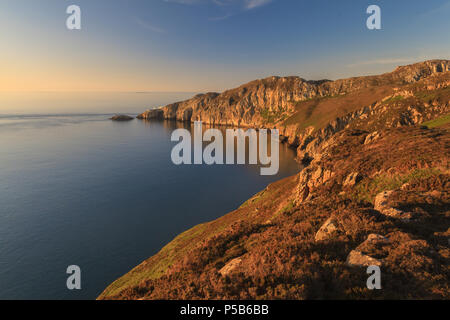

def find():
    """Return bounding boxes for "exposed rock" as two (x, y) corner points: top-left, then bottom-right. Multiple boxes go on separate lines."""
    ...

(137, 108), (164, 120)
(400, 182), (411, 190)
(110, 115), (134, 121)
(393, 60), (450, 82)
(366, 233), (390, 244)
(315, 218), (340, 241)
(294, 165), (334, 204)
(374, 190), (413, 221)
(364, 131), (381, 144)
(374, 191), (400, 216)
(346, 234), (388, 267)
(346, 250), (382, 267)
(343, 172), (361, 187)
(219, 257), (242, 277)
(136, 60), (450, 162)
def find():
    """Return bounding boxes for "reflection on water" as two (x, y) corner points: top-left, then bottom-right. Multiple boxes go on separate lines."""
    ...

(0, 114), (112, 131)
(0, 114), (300, 300)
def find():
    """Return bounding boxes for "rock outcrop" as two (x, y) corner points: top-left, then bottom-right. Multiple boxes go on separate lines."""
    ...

(99, 124), (450, 300)
(315, 217), (340, 241)
(346, 234), (390, 267)
(138, 60), (450, 125)
(110, 115), (134, 121)
(343, 172), (361, 187)
(219, 257), (243, 277)
(136, 108), (163, 120)
(374, 191), (413, 221)
(295, 165), (334, 203)
(364, 131), (381, 145)
(346, 250), (382, 267)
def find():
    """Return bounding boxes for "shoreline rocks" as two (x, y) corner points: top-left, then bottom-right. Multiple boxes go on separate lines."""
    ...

(111, 115), (134, 121)
(137, 108), (164, 120)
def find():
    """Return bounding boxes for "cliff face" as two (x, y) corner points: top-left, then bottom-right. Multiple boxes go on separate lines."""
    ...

(139, 60), (450, 163)
(101, 60), (450, 300)
(138, 60), (449, 125)
(138, 77), (323, 125)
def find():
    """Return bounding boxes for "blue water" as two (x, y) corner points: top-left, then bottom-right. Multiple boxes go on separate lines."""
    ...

(0, 95), (300, 300)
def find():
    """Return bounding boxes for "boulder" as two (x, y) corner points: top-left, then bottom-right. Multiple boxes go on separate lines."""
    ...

(219, 257), (242, 277)
(366, 233), (390, 244)
(374, 191), (413, 221)
(346, 250), (382, 267)
(343, 172), (361, 187)
(137, 109), (164, 120)
(315, 218), (340, 241)
(346, 234), (389, 267)
(364, 131), (381, 144)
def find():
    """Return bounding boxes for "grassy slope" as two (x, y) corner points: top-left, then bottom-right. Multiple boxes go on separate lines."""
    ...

(282, 86), (393, 131)
(280, 73), (450, 134)
(99, 177), (297, 298)
(100, 223), (208, 297)
(423, 114), (450, 128)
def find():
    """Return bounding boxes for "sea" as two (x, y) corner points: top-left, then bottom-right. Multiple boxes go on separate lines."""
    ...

(0, 92), (301, 299)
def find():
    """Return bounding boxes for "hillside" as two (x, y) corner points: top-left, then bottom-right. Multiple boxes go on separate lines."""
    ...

(100, 60), (450, 299)
(138, 60), (449, 163)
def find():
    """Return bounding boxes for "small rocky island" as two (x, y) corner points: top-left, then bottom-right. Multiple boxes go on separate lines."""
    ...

(110, 114), (134, 121)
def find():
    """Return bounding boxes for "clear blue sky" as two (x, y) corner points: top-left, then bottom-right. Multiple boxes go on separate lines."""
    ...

(1, 0), (449, 92)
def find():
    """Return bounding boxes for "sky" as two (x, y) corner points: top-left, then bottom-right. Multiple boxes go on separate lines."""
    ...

(0, 0), (449, 92)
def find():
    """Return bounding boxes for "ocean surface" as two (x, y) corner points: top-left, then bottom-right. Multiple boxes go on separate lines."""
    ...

(0, 92), (301, 299)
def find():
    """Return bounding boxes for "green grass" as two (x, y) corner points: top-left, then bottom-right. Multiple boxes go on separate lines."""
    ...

(260, 107), (287, 124)
(352, 168), (442, 203)
(282, 101), (320, 129)
(268, 200), (296, 221)
(422, 114), (450, 128)
(415, 86), (450, 103)
(239, 190), (266, 208)
(278, 200), (295, 216)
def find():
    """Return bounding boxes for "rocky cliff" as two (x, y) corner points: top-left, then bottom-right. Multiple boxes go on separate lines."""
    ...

(138, 60), (449, 125)
(101, 60), (450, 300)
(139, 60), (450, 163)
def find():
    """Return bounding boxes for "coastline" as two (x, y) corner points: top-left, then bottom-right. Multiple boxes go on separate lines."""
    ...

(99, 60), (450, 300)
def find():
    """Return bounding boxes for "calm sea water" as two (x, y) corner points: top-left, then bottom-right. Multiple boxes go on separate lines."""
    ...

(0, 93), (300, 299)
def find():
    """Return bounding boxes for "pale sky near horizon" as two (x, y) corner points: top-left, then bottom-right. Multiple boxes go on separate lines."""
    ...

(1, 0), (449, 93)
